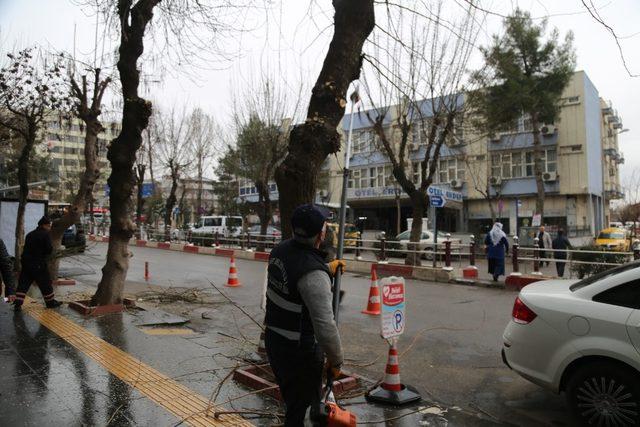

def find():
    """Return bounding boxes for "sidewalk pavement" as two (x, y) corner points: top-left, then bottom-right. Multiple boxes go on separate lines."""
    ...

(0, 277), (503, 426)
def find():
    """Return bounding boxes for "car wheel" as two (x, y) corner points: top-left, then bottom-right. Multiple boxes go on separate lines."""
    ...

(566, 361), (640, 426)
(422, 248), (434, 261)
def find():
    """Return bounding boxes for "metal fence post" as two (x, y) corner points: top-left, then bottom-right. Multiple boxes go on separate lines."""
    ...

(379, 232), (387, 263)
(512, 236), (520, 275)
(469, 235), (476, 267)
(443, 233), (452, 270)
(355, 235), (363, 260)
(246, 232), (252, 251)
(214, 231), (219, 247)
(532, 237), (542, 275)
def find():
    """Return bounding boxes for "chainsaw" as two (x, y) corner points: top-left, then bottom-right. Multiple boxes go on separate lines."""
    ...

(310, 372), (357, 427)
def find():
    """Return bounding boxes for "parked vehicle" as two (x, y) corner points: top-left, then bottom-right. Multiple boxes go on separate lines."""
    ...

(247, 225), (281, 238)
(190, 215), (243, 245)
(502, 262), (640, 425)
(395, 230), (461, 259)
(62, 224), (86, 252)
(326, 222), (360, 248)
(595, 227), (631, 251)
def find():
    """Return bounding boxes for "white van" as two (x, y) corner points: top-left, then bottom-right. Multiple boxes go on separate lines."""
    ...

(192, 216), (243, 238)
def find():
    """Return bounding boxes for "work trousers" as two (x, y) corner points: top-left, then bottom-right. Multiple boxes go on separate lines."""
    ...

(555, 257), (567, 278)
(15, 264), (54, 306)
(265, 328), (323, 426)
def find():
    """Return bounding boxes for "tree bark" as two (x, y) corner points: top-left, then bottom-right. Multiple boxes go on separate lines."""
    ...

(92, 0), (159, 306)
(531, 113), (545, 224)
(164, 162), (179, 241)
(255, 180), (271, 252)
(14, 124), (36, 264)
(196, 154), (203, 220)
(275, 0), (374, 238)
(49, 118), (102, 279)
(406, 191), (427, 266)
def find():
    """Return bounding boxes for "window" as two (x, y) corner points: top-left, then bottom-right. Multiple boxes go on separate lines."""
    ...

(491, 154), (501, 178)
(411, 120), (424, 145)
(437, 158), (462, 183)
(593, 280), (640, 309)
(493, 149), (558, 179)
(411, 162), (420, 184)
(353, 130), (375, 154)
(546, 149), (557, 173)
(571, 263), (640, 291)
(511, 152), (523, 178)
(359, 168), (370, 188)
(348, 169), (361, 189)
(501, 153), (511, 178)
(204, 218), (222, 227)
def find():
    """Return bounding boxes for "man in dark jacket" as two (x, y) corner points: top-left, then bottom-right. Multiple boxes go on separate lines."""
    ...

(0, 238), (16, 302)
(265, 204), (345, 426)
(552, 228), (573, 278)
(14, 216), (62, 311)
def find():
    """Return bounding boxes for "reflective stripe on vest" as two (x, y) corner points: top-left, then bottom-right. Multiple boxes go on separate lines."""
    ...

(266, 288), (302, 313)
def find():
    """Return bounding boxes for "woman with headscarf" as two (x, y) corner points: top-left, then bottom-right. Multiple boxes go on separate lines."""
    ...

(484, 222), (509, 281)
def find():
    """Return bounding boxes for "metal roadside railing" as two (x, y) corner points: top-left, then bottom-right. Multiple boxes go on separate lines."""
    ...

(97, 226), (640, 280)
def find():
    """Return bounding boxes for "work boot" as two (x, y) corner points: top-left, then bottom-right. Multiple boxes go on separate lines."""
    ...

(45, 300), (63, 309)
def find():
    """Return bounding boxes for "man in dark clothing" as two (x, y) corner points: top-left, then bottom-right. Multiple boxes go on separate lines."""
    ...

(0, 238), (16, 302)
(14, 216), (62, 311)
(265, 204), (344, 426)
(552, 229), (573, 277)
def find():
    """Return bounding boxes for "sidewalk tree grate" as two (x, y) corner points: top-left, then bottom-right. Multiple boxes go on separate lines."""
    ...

(22, 300), (253, 427)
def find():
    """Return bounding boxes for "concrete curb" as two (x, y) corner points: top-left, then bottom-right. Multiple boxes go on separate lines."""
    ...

(88, 235), (500, 286)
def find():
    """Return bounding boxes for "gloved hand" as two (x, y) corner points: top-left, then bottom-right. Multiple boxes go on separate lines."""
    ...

(325, 361), (342, 380)
(328, 259), (346, 276)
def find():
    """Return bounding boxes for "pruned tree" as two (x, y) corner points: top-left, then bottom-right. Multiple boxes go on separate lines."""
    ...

(275, 0), (375, 238)
(361, 1), (480, 265)
(88, 0), (249, 306)
(154, 106), (192, 241)
(187, 108), (218, 221)
(48, 66), (111, 279)
(227, 76), (300, 250)
(0, 48), (71, 259)
(470, 8), (576, 225)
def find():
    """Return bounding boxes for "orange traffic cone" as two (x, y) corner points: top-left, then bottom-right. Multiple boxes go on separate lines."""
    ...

(366, 340), (421, 405)
(362, 265), (381, 315)
(226, 255), (241, 287)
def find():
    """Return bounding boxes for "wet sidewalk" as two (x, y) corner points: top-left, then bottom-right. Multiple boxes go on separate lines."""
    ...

(0, 278), (507, 426)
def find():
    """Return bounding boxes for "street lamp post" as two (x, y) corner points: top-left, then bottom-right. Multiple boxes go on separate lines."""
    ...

(332, 87), (359, 322)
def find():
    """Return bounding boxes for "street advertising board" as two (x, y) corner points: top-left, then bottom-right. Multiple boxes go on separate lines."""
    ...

(0, 199), (48, 257)
(380, 276), (406, 339)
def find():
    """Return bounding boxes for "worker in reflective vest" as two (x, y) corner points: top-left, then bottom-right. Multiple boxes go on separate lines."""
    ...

(265, 204), (345, 426)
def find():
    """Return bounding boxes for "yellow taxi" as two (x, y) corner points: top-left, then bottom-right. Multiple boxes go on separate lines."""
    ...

(594, 227), (630, 251)
(326, 222), (361, 249)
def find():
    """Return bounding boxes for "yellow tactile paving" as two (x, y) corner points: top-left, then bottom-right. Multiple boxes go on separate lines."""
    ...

(22, 301), (253, 427)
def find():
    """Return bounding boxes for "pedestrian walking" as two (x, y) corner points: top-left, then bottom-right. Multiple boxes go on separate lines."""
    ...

(537, 225), (553, 267)
(0, 238), (16, 302)
(552, 228), (573, 278)
(264, 204), (345, 426)
(13, 217), (62, 311)
(485, 222), (509, 282)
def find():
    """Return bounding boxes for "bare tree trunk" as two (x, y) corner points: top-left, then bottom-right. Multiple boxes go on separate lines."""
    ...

(49, 119), (102, 279)
(406, 191), (426, 266)
(92, 0), (158, 306)
(14, 130), (35, 264)
(164, 164), (179, 241)
(135, 163), (145, 238)
(275, 0), (374, 238)
(255, 180), (271, 252)
(196, 155), (203, 220)
(531, 113), (545, 223)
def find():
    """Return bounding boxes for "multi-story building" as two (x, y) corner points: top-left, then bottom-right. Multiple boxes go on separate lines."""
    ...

(43, 115), (121, 206)
(328, 71), (625, 237)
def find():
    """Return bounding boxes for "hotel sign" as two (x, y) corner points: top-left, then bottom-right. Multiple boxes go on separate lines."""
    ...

(348, 185), (463, 201)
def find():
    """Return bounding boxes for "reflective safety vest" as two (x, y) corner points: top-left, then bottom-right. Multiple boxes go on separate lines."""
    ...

(265, 239), (331, 343)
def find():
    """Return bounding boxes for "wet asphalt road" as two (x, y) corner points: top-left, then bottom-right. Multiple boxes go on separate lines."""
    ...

(58, 242), (572, 426)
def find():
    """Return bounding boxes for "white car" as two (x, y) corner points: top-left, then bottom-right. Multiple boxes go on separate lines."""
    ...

(394, 230), (462, 259)
(502, 262), (640, 426)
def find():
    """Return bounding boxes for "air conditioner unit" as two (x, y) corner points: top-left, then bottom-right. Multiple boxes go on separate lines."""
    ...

(542, 171), (558, 182)
(541, 125), (557, 135)
(489, 176), (502, 186)
(450, 179), (464, 189)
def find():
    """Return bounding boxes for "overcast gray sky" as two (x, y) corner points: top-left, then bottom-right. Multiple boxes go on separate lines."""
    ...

(1, 0), (638, 190)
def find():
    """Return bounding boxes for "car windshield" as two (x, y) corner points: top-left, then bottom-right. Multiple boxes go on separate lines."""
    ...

(203, 218), (222, 227)
(597, 232), (625, 239)
(570, 261), (640, 291)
